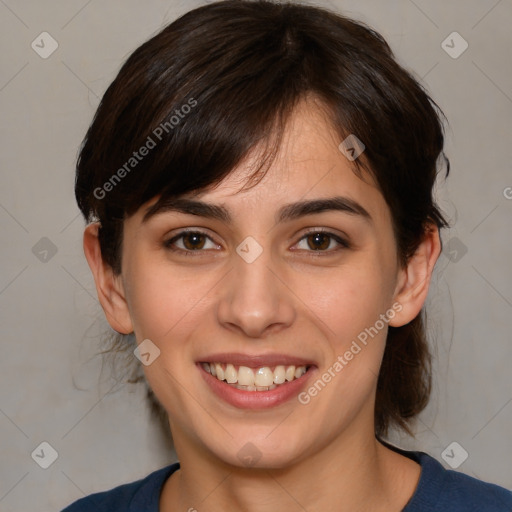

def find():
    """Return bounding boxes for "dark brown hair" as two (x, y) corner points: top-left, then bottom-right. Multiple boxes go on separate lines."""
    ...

(75, 0), (449, 438)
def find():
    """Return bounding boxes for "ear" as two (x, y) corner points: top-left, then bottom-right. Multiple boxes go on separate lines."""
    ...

(388, 223), (441, 327)
(83, 222), (133, 334)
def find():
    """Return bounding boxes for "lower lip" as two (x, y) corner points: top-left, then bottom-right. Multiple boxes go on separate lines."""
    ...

(198, 364), (316, 409)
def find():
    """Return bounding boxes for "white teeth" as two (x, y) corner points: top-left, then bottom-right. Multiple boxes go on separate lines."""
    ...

(273, 365), (286, 384)
(238, 366), (255, 386)
(203, 362), (310, 390)
(295, 366), (306, 379)
(235, 384), (277, 391)
(225, 363), (237, 384)
(254, 367), (274, 387)
(234, 384), (255, 391)
(215, 363), (225, 381)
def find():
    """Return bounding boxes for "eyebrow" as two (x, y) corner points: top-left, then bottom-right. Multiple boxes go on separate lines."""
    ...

(142, 196), (372, 225)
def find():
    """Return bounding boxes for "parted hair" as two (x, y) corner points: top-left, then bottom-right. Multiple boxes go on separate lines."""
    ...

(75, 0), (449, 438)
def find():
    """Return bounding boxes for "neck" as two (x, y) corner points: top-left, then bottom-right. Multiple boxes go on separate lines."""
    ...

(160, 423), (420, 512)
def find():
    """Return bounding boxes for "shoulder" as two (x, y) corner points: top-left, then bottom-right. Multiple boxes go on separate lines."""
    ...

(60, 463), (180, 512)
(403, 450), (512, 511)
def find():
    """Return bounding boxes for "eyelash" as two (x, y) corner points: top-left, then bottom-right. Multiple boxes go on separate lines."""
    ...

(163, 228), (350, 256)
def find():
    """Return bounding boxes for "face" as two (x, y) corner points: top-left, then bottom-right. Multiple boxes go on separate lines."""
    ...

(105, 100), (417, 469)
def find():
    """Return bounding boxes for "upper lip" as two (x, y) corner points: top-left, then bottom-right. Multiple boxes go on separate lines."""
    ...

(197, 353), (316, 368)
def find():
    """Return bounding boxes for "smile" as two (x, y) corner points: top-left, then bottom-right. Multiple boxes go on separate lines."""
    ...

(201, 362), (309, 391)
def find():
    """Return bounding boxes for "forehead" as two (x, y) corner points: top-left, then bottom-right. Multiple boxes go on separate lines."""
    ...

(135, 99), (391, 230)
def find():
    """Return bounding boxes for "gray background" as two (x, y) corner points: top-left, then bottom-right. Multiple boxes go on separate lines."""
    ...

(0, 0), (511, 510)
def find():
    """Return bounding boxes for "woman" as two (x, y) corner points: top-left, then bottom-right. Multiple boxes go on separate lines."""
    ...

(63, 1), (512, 510)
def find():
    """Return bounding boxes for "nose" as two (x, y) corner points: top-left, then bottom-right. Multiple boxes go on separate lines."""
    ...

(216, 246), (296, 339)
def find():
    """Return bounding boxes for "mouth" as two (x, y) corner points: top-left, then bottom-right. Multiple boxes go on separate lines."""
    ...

(200, 362), (311, 391)
(197, 354), (317, 409)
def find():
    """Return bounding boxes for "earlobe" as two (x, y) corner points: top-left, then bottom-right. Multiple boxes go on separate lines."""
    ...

(83, 223), (134, 334)
(388, 224), (442, 327)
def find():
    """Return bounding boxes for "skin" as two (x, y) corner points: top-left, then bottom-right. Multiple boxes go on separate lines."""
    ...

(84, 99), (441, 511)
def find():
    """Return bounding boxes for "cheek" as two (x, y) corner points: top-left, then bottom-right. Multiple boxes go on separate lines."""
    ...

(123, 251), (212, 340)
(297, 267), (392, 426)
(126, 274), (173, 338)
(300, 260), (393, 347)
(125, 263), (212, 414)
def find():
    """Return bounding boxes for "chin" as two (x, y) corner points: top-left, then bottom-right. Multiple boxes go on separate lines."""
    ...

(210, 430), (313, 471)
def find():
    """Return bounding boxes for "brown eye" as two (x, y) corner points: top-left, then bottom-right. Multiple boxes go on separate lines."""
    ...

(165, 231), (219, 253)
(306, 232), (332, 250)
(182, 232), (206, 250)
(294, 230), (350, 253)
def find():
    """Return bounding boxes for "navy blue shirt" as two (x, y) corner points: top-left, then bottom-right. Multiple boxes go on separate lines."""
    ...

(61, 450), (512, 511)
